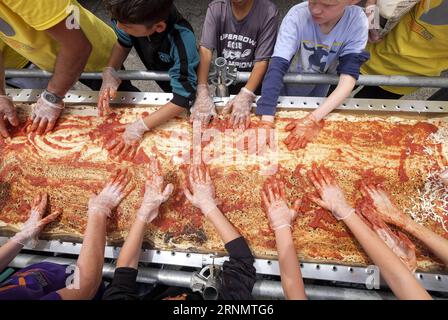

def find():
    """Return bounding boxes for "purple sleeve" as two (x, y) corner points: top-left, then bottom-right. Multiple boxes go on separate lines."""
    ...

(200, 5), (218, 51)
(40, 291), (62, 300)
(337, 51), (370, 80)
(254, 7), (279, 62)
(255, 56), (290, 116)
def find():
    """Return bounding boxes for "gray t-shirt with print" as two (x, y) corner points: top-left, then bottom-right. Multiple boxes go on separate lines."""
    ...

(200, 0), (279, 72)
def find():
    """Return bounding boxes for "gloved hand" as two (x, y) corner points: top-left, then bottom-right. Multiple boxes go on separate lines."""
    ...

(307, 164), (354, 220)
(137, 158), (174, 223)
(87, 169), (132, 218)
(105, 118), (149, 161)
(0, 95), (19, 138)
(98, 67), (121, 117)
(190, 84), (217, 126)
(440, 168), (448, 187)
(11, 193), (61, 248)
(222, 87), (256, 130)
(360, 182), (410, 228)
(29, 95), (64, 135)
(284, 113), (322, 150)
(262, 178), (300, 231)
(184, 165), (218, 217)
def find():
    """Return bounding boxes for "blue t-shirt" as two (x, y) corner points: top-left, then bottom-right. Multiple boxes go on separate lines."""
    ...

(278, 2), (368, 96)
(256, 2), (369, 115)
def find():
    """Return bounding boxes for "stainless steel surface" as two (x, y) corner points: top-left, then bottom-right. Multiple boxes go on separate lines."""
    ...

(1, 237), (447, 293)
(6, 69), (448, 88)
(8, 253), (402, 299)
(3, 88), (448, 296)
(6, 89), (448, 113)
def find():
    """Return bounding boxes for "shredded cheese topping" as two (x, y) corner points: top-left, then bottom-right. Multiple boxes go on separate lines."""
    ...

(405, 130), (448, 232)
(428, 126), (448, 145)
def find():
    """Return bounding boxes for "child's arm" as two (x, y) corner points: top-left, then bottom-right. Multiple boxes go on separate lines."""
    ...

(308, 165), (432, 300)
(105, 102), (184, 161)
(98, 20), (134, 116)
(197, 46), (213, 86)
(223, 60), (270, 130)
(184, 165), (240, 243)
(0, 194), (60, 273)
(107, 43), (131, 71)
(57, 170), (132, 300)
(274, 228), (307, 299)
(245, 61), (269, 93)
(361, 183), (448, 266)
(0, 240), (23, 274)
(255, 5), (302, 120)
(344, 213), (431, 299)
(405, 220), (448, 267)
(255, 56), (290, 119)
(142, 103), (184, 130)
(262, 179), (306, 300)
(117, 158), (173, 269)
(190, 47), (216, 125)
(184, 165), (257, 299)
(283, 50), (369, 151)
(311, 74), (356, 121)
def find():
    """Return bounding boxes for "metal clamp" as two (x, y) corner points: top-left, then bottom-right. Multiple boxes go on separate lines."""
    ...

(190, 265), (222, 300)
(208, 58), (237, 97)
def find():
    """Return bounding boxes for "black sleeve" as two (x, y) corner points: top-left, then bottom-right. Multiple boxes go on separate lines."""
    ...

(102, 267), (139, 300)
(218, 236), (256, 300)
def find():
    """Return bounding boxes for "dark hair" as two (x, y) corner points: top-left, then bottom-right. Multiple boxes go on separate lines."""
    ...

(103, 0), (174, 26)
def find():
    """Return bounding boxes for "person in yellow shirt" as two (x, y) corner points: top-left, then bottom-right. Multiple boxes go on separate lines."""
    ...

(0, 0), (118, 138)
(0, 39), (50, 89)
(0, 39), (28, 70)
(356, 0), (448, 100)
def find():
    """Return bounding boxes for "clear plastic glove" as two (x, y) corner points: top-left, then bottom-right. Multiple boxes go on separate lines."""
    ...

(87, 169), (132, 218)
(439, 169), (448, 187)
(190, 84), (217, 126)
(307, 164), (354, 220)
(360, 182), (410, 228)
(105, 118), (149, 161)
(11, 193), (61, 248)
(137, 158), (174, 223)
(262, 178), (300, 231)
(284, 113), (322, 150)
(98, 67), (121, 117)
(184, 165), (218, 216)
(359, 201), (417, 272)
(222, 87), (255, 130)
(29, 95), (64, 135)
(0, 95), (19, 138)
